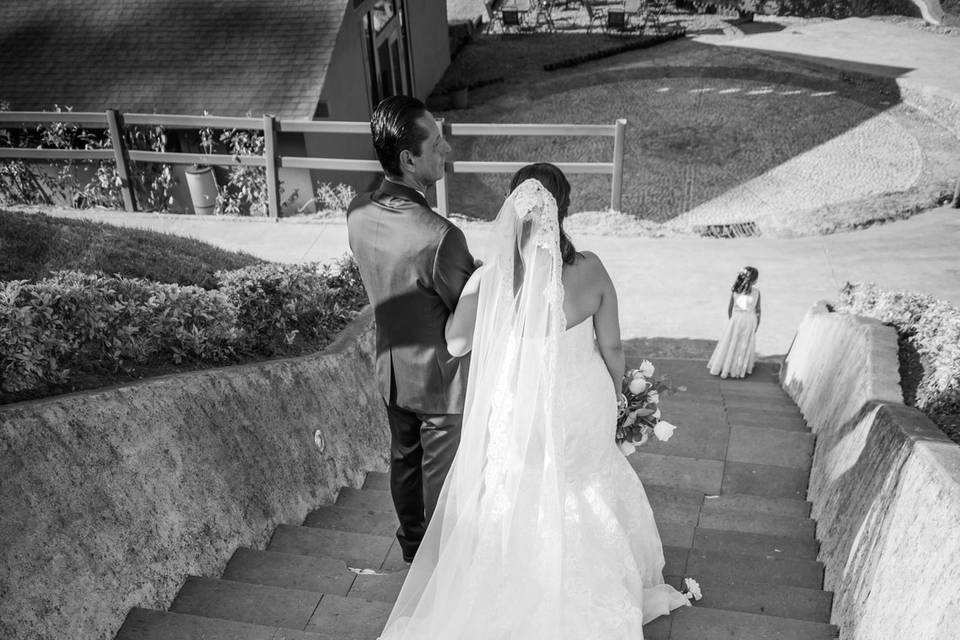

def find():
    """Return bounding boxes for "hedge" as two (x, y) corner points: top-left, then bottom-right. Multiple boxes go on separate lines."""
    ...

(838, 282), (960, 438)
(0, 256), (367, 399)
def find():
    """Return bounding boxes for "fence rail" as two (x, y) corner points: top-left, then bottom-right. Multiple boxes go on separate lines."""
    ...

(0, 110), (627, 217)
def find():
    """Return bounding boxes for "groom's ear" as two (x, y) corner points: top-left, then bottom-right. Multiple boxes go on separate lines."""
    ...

(398, 148), (416, 174)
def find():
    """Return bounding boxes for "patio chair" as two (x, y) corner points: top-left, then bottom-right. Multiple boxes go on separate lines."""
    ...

(605, 9), (631, 34)
(580, 0), (605, 32)
(498, 8), (528, 34)
(641, 0), (667, 33)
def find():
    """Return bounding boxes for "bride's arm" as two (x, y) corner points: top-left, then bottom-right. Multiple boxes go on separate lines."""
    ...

(588, 254), (625, 394)
(445, 267), (484, 357)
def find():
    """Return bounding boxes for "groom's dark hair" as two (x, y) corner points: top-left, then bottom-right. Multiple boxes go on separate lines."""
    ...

(371, 95), (430, 178)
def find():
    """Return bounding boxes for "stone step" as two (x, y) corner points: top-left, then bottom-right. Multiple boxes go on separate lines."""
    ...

(304, 506), (398, 537)
(666, 577), (833, 624)
(169, 576), (321, 630)
(336, 487), (394, 512)
(719, 378), (783, 392)
(702, 492), (811, 518)
(722, 461), (809, 500)
(362, 471), (389, 491)
(698, 504), (816, 539)
(726, 411), (808, 432)
(685, 548), (824, 590)
(630, 452), (725, 494)
(337, 483), (707, 516)
(115, 607), (341, 640)
(222, 548), (355, 596)
(692, 527), (819, 561)
(167, 576), (392, 639)
(727, 426), (814, 470)
(267, 524), (392, 571)
(662, 603), (837, 639)
(722, 397), (801, 413)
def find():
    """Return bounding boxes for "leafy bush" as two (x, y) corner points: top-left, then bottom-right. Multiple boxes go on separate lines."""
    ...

(838, 282), (960, 440)
(298, 181), (357, 216)
(0, 272), (239, 393)
(0, 103), (124, 209)
(0, 256), (369, 401)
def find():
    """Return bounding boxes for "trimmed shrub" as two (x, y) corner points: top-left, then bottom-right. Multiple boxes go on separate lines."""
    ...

(0, 272), (238, 393)
(0, 256), (368, 400)
(838, 282), (960, 439)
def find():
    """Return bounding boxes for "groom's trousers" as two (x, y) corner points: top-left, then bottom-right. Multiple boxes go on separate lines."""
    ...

(385, 403), (462, 562)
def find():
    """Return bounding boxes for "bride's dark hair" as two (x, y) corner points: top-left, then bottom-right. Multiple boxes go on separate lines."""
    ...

(731, 266), (759, 294)
(509, 163), (578, 265)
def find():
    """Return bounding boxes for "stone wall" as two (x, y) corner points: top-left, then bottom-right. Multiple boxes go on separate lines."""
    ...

(780, 302), (960, 640)
(0, 308), (389, 640)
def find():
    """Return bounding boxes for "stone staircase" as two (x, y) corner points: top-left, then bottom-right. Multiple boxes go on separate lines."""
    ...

(115, 358), (837, 640)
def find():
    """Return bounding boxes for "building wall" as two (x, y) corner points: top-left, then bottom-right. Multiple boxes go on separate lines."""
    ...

(406, 0), (451, 99)
(306, 0), (451, 200)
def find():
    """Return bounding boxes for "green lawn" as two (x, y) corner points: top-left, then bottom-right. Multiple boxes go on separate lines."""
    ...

(0, 209), (265, 287)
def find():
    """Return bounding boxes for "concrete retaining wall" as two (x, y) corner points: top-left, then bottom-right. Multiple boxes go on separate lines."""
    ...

(0, 308), (389, 640)
(781, 302), (960, 640)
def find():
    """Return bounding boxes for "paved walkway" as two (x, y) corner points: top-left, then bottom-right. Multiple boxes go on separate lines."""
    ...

(695, 17), (960, 109)
(39, 204), (960, 358)
(115, 358), (835, 639)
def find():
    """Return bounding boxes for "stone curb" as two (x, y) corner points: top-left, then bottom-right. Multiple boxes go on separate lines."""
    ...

(0, 307), (388, 640)
(779, 301), (960, 640)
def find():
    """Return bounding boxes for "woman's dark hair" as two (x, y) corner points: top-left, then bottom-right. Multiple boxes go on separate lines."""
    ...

(509, 162), (578, 265)
(731, 266), (759, 294)
(371, 95), (430, 177)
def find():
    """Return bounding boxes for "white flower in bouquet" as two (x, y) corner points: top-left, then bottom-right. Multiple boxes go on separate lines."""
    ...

(683, 577), (702, 601)
(628, 376), (649, 395)
(618, 441), (637, 456)
(653, 420), (676, 442)
(638, 359), (655, 378)
(652, 408), (661, 420)
(647, 390), (660, 404)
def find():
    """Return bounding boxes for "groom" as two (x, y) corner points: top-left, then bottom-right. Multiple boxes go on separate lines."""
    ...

(347, 96), (476, 563)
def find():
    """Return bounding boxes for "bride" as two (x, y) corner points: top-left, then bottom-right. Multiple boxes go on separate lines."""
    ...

(379, 163), (691, 639)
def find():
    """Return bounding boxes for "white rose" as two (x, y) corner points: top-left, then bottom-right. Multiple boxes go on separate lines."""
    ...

(638, 360), (655, 377)
(628, 377), (648, 395)
(653, 420), (676, 442)
(618, 441), (637, 456)
(647, 390), (660, 404)
(683, 578), (702, 601)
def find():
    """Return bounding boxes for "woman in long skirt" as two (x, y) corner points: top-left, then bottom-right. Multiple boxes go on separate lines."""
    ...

(708, 266), (761, 378)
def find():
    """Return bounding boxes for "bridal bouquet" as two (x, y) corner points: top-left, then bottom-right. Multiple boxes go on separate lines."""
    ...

(615, 360), (678, 456)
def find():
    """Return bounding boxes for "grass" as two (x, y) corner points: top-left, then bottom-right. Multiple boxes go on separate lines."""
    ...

(433, 16), (960, 236)
(0, 209), (264, 287)
(0, 209), (371, 405)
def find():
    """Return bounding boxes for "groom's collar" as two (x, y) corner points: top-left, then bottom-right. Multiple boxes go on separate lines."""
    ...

(378, 177), (430, 210)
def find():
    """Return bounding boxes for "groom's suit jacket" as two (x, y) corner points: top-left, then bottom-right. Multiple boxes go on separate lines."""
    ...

(347, 179), (476, 415)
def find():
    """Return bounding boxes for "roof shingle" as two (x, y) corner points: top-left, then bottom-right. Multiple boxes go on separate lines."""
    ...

(0, 0), (349, 118)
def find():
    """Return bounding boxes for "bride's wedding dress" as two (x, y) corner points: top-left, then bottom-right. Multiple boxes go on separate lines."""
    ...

(379, 179), (689, 639)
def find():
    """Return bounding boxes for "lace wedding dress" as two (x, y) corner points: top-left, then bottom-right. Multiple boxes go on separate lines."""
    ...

(379, 179), (689, 640)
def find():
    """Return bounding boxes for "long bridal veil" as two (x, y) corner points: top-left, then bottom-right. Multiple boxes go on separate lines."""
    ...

(379, 178), (567, 639)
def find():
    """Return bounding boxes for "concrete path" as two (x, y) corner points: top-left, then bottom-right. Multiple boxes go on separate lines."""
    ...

(38, 204), (960, 358)
(695, 17), (960, 108)
(114, 358), (836, 639)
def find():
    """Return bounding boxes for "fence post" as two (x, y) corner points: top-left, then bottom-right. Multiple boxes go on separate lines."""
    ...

(435, 119), (451, 217)
(610, 118), (626, 213)
(263, 114), (280, 219)
(105, 109), (137, 212)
